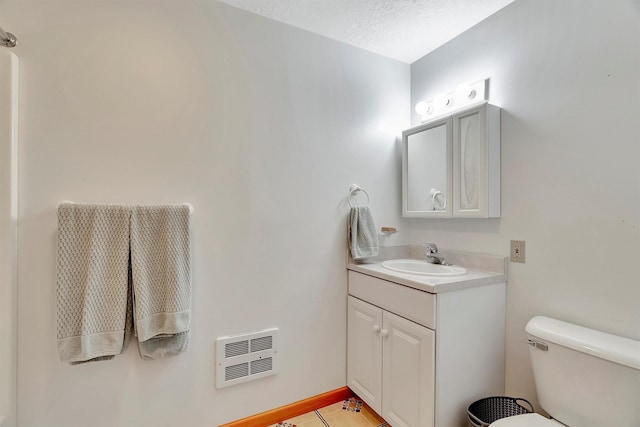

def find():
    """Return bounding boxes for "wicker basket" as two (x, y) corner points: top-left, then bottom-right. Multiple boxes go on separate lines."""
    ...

(467, 396), (534, 427)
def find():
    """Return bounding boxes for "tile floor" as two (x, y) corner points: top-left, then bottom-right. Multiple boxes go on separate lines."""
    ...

(269, 398), (390, 427)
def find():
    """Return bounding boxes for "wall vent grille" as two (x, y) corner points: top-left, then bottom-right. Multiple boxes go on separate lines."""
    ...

(216, 328), (279, 388)
(225, 363), (249, 381)
(250, 357), (272, 374)
(251, 336), (272, 353)
(225, 341), (249, 358)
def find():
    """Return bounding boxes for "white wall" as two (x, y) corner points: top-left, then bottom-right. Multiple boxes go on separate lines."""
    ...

(0, 50), (18, 427)
(2, 1), (409, 426)
(410, 0), (640, 408)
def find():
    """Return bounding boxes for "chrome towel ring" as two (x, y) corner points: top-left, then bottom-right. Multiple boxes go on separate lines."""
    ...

(348, 184), (370, 208)
(430, 188), (446, 211)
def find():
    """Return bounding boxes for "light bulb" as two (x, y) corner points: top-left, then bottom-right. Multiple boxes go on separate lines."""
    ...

(415, 101), (428, 115)
(456, 83), (476, 99)
(435, 93), (452, 107)
(415, 101), (432, 115)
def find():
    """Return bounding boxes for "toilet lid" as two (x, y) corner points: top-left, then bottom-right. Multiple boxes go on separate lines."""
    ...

(490, 413), (564, 427)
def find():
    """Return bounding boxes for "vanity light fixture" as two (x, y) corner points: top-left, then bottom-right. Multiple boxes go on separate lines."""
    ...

(415, 78), (488, 122)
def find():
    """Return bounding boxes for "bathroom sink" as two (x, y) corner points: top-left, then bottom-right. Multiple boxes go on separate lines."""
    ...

(381, 259), (467, 276)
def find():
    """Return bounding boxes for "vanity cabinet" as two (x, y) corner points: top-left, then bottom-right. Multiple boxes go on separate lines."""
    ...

(348, 296), (435, 427)
(347, 270), (506, 427)
(402, 102), (500, 218)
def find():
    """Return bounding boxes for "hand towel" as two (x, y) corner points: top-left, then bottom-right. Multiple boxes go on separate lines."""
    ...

(56, 204), (131, 364)
(130, 205), (191, 360)
(349, 206), (379, 260)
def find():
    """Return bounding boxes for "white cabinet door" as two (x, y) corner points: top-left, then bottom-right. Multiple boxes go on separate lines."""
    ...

(382, 310), (435, 427)
(453, 106), (485, 217)
(347, 296), (383, 413)
(452, 103), (500, 218)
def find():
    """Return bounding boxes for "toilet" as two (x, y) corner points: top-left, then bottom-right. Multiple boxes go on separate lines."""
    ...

(492, 316), (640, 427)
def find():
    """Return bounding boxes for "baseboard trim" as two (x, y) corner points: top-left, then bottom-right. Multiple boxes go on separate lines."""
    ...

(219, 386), (353, 427)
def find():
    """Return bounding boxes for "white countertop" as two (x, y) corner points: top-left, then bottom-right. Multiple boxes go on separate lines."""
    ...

(348, 258), (507, 294)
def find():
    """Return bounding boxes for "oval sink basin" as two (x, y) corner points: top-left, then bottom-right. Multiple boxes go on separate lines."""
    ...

(381, 259), (467, 276)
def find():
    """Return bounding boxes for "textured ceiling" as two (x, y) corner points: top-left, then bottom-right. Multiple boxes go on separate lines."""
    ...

(216, 0), (514, 63)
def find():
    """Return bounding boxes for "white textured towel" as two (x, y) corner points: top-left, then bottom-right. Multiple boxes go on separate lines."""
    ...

(349, 206), (379, 260)
(56, 203), (191, 364)
(130, 205), (191, 360)
(56, 204), (131, 363)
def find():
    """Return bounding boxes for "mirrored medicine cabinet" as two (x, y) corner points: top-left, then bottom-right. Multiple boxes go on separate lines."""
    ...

(402, 102), (501, 218)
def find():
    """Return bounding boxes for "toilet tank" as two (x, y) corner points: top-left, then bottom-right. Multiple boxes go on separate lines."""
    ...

(526, 316), (640, 427)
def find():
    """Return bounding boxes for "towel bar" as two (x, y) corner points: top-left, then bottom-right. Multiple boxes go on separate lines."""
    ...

(348, 184), (370, 208)
(57, 202), (194, 215)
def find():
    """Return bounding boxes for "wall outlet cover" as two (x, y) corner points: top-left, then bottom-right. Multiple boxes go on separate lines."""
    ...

(510, 240), (525, 263)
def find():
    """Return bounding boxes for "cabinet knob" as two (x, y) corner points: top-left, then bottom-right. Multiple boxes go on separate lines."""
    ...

(380, 328), (389, 337)
(372, 325), (381, 333)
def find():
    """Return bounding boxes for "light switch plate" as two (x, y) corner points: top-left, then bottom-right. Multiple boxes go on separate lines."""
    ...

(510, 240), (525, 263)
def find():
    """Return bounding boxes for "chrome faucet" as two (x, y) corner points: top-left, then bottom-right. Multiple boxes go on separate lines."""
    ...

(424, 243), (450, 265)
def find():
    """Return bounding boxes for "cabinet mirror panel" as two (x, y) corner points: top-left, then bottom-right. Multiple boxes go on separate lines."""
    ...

(402, 118), (452, 217)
